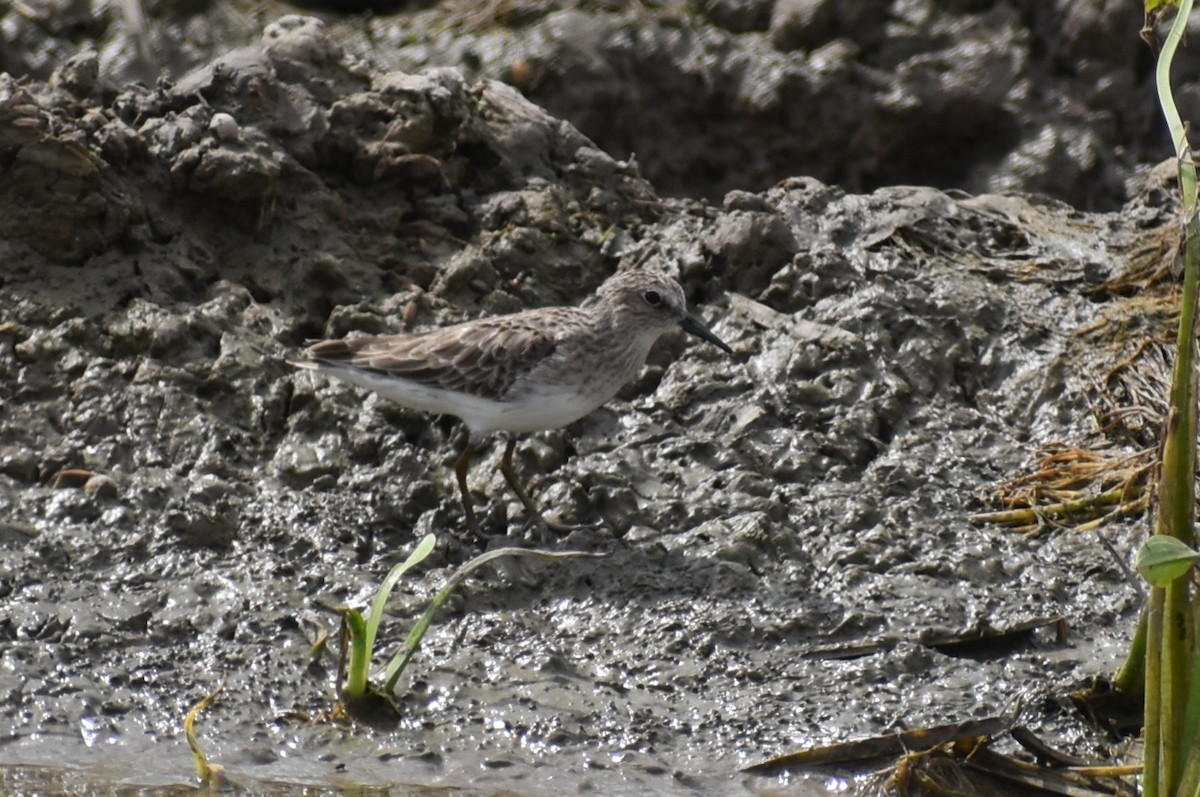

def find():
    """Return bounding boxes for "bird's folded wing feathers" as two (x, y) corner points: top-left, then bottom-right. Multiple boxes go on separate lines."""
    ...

(304, 319), (558, 401)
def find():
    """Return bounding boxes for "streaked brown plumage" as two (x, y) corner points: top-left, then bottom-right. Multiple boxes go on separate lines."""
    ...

(294, 269), (732, 534)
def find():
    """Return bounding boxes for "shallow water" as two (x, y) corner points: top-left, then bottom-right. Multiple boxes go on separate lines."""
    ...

(0, 760), (845, 797)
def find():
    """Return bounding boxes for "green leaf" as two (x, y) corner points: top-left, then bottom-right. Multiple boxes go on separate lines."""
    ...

(362, 533), (437, 659)
(380, 546), (606, 693)
(339, 534), (436, 700)
(1137, 535), (1200, 586)
(1146, 0), (1181, 13)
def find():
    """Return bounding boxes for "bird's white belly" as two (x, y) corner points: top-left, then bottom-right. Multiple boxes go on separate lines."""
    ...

(318, 367), (609, 435)
(492, 382), (613, 434)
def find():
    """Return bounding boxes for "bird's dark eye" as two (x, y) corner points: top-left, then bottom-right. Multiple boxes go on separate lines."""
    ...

(643, 290), (662, 306)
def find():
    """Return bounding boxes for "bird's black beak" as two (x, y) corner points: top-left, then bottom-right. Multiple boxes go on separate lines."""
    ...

(680, 313), (733, 353)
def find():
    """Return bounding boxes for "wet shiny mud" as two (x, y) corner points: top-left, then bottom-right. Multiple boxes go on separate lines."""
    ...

(0, 11), (1157, 797)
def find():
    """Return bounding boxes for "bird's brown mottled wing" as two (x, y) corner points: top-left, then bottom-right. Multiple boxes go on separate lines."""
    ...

(304, 315), (560, 401)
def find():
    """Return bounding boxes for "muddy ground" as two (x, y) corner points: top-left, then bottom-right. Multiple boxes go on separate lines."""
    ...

(0, 4), (1173, 796)
(0, 0), (1181, 210)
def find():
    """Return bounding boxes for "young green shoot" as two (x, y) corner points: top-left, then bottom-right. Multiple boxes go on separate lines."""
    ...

(335, 533), (603, 715)
(380, 546), (602, 694)
(338, 532), (436, 703)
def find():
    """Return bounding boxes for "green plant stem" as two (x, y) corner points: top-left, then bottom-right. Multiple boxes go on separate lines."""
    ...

(1115, 608), (1147, 696)
(1148, 586), (1165, 797)
(1157, 0), (1199, 218)
(1144, 4), (1200, 795)
(1163, 580), (1189, 790)
(1155, 0), (1198, 545)
(1178, 621), (1200, 794)
(1185, 201), (1200, 761)
(340, 608), (370, 700)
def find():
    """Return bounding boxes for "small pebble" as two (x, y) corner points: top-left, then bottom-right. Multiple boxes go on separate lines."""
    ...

(209, 113), (239, 143)
(83, 473), (118, 498)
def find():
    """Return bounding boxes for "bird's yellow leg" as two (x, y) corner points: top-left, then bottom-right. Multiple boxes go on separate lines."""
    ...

(498, 438), (576, 534)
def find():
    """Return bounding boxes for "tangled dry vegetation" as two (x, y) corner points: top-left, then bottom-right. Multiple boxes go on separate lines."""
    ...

(972, 232), (1184, 533)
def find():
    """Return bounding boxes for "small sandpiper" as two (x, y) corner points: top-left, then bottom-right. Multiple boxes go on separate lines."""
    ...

(294, 269), (733, 534)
